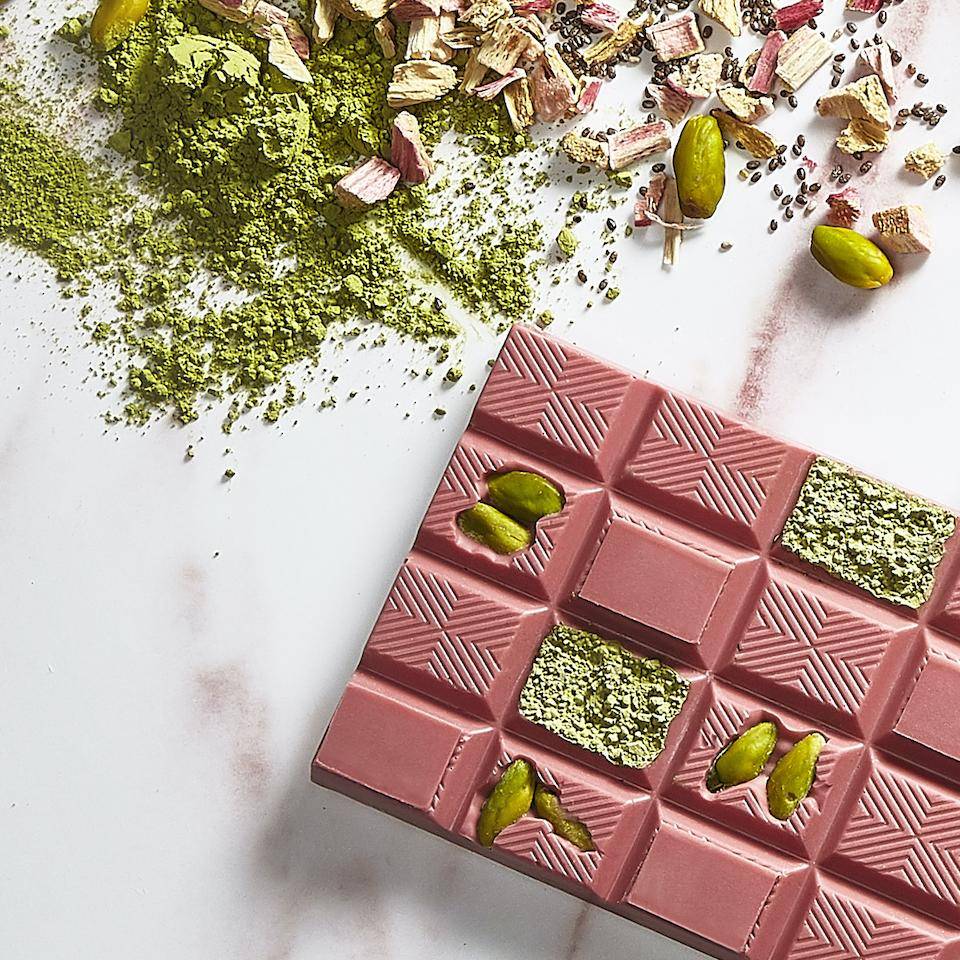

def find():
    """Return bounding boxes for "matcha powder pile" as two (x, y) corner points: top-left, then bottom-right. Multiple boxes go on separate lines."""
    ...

(0, 0), (546, 425)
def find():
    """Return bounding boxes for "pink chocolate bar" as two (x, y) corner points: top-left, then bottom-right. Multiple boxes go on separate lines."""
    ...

(314, 325), (960, 959)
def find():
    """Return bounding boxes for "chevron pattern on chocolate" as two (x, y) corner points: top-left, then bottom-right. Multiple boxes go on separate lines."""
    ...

(672, 697), (752, 791)
(511, 504), (567, 579)
(734, 580), (893, 716)
(626, 392), (786, 528)
(788, 886), (944, 960)
(480, 328), (633, 460)
(369, 564), (518, 696)
(834, 764), (960, 907)
(942, 580), (960, 620)
(422, 444), (503, 539)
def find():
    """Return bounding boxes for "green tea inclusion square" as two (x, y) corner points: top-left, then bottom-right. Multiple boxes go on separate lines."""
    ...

(780, 456), (956, 609)
(518, 625), (690, 768)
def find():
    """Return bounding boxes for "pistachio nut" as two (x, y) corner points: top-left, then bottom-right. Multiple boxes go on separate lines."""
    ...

(90, 0), (150, 50)
(810, 225), (893, 289)
(477, 759), (536, 847)
(487, 470), (564, 525)
(673, 115), (726, 220)
(706, 721), (778, 793)
(766, 732), (826, 821)
(457, 502), (532, 554)
(533, 786), (595, 851)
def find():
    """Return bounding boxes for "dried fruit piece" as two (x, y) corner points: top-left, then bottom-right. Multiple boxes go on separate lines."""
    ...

(711, 109), (778, 159)
(561, 132), (608, 167)
(582, 15), (649, 66)
(309, 0), (338, 44)
(748, 30), (785, 94)
(667, 52), (724, 99)
(904, 143), (946, 180)
(673, 115), (725, 219)
(608, 120), (671, 171)
(872, 204), (933, 255)
(487, 471), (564, 524)
(817, 75), (891, 130)
(836, 118), (888, 155)
(476, 17), (533, 73)
(846, 0), (882, 10)
(699, 0), (741, 37)
(406, 14), (454, 61)
(250, 1), (311, 58)
(477, 759), (536, 846)
(706, 721), (778, 792)
(580, 2), (623, 32)
(810, 225), (893, 289)
(634, 172), (667, 227)
(534, 787), (595, 851)
(391, 112), (434, 184)
(387, 60), (458, 107)
(474, 66), (525, 100)
(530, 47), (581, 122)
(390, 0), (441, 19)
(717, 84), (774, 123)
(775, 25), (832, 90)
(576, 77), (603, 114)
(826, 186), (862, 227)
(457, 503), (533, 554)
(766, 733), (826, 821)
(646, 11), (704, 62)
(503, 75), (535, 130)
(659, 175), (683, 266)
(374, 16), (396, 55)
(461, 0), (511, 29)
(90, 0), (150, 50)
(858, 41), (897, 105)
(773, 0), (822, 33)
(334, 156), (401, 208)
(646, 83), (692, 125)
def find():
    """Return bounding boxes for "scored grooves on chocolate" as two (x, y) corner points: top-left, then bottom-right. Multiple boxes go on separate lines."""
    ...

(314, 326), (960, 960)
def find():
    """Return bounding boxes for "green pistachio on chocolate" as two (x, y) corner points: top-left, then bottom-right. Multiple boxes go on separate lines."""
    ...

(766, 732), (826, 821)
(457, 502), (532, 554)
(706, 721), (779, 793)
(533, 785), (595, 851)
(487, 470), (564, 525)
(477, 759), (536, 847)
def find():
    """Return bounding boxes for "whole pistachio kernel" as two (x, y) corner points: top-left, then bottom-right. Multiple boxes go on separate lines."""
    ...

(706, 721), (779, 793)
(90, 0), (150, 50)
(457, 502), (532, 554)
(766, 732), (827, 821)
(477, 759), (536, 847)
(487, 470), (564, 525)
(673, 115), (726, 220)
(534, 786), (596, 851)
(810, 225), (893, 289)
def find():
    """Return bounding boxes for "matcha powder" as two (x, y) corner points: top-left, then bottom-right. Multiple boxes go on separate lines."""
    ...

(0, 1), (546, 425)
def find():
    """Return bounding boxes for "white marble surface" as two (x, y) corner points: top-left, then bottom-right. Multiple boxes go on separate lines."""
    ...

(2, 1), (960, 957)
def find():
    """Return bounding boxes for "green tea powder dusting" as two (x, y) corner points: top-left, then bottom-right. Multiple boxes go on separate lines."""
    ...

(519, 625), (690, 769)
(781, 456), (956, 609)
(0, 0), (546, 425)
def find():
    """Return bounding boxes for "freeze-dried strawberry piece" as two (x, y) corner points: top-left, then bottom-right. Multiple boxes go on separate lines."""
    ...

(747, 30), (785, 94)
(825, 186), (862, 227)
(773, 0), (823, 33)
(608, 120), (672, 171)
(646, 11), (704, 62)
(334, 157), (401, 209)
(512, 0), (551, 11)
(580, 2), (623, 31)
(846, 0), (882, 11)
(391, 112), (435, 184)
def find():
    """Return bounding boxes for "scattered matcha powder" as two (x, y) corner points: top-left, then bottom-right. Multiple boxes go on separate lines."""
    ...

(0, 1), (546, 426)
(519, 625), (690, 769)
(780, 456), (956, 609)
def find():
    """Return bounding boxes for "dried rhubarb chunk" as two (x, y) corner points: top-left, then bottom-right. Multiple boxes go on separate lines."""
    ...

(580, 1), (623, 32)
(387, 59), (458, 107)
(646, 83), (692, 125)
(582, 15), (649, 66)
(608, 120), (672, 171)
(646, 11), (704, 62)
(391, 111), (434, 184)
(504, 75), (535, 130)
(748, 30), (785, 94)
(530, 47), (581, 121)
(576, 76), (603, 114)
(461, 0), (511, 29)
(775, 24), (832, 90)
(334, 156), (401, 208)
(474, 66), (525, 100)
(634, 172), (666, 227)
(308, 0), (338, 44)
(872, 205), (933, 255)
(846, 0), (882, 11)
(773, 0), (822, 33)
(390, 0), (441, 20)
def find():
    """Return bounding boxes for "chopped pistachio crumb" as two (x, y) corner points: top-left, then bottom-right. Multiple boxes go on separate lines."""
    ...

(519, 625), (690, 768)
(780, 457), (956, 609)
(556, 227), (578, 258)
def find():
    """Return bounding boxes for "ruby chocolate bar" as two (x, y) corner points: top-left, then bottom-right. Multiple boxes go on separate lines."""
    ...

(313, 324), (960, 960)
